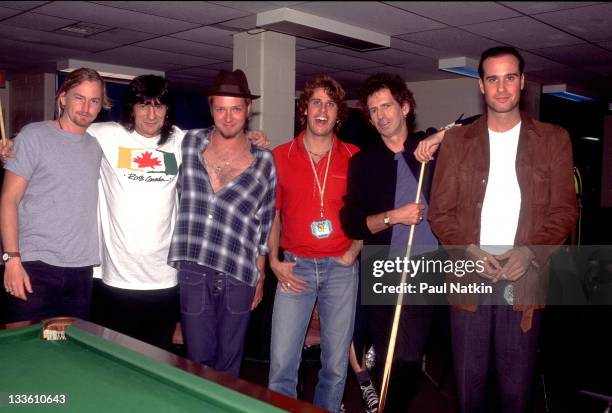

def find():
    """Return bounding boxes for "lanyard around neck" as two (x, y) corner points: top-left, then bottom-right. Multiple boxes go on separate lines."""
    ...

(303, 137), (333, 218)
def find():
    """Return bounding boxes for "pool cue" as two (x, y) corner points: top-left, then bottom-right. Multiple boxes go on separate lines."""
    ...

(0, 98), (6, 147)
(379, 160), (426, 413)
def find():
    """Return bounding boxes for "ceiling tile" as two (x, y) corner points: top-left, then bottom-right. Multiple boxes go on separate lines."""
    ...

(0, 25), (118, 52)
(0, 7), (21, 19)
(291, 1), (447, 35)
(583, 63), (612, 78)
(208, 1), (295, 14)
(386, 1), (521, 26)
(390, 38), (447, 59)
(35, 1), (199, 35)
(134, 37), (233, 61)
(88, 28), (158, 44)
(214, 15), (257, 31)
(320, 45), (433, 66)
(93, 46), (220, 70)
(520, 51), (566, 72)
(397, 28), (502, 58)
(598, 40), (612, 51)
(500, 2), (603, 15)
(1, 12), (76, 32)
(172, 26), (238, 47)
(0, 38), (71, 59)
(296, 62), (337, 76)
(199, 61), (233, 71)
(325, 70), (370, 84)
(461, 16), (584, 49)
(531, 44), (612, 67)
(534, 3), (612, 42)
(296, 49), (381, 70)
(359, 64), (458, 81)
(93, 1), (250, 25)
(0, 1), (48, 11)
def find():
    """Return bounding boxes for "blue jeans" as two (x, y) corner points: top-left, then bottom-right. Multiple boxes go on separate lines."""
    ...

(178, 262), (255, 376)
(268, 251), (358, 412)
(5, 261), (93, 323)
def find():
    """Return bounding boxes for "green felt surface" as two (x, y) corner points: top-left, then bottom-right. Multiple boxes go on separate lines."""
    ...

(0, 325), (284, 413)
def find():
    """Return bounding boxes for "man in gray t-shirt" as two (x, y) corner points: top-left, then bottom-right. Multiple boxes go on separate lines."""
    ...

(1, 68), (110, 323)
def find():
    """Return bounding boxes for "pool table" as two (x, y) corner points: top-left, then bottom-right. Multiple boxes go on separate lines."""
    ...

(0, 319), (325, 412)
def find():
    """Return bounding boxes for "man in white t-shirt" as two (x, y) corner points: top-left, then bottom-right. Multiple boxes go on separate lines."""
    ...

(428, 47), (578, 412)
(88, 75), (269, 350)
(88, 75), (184, 349)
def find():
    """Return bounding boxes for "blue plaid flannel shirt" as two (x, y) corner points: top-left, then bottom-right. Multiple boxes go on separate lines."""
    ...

(168, 127), (277, 286)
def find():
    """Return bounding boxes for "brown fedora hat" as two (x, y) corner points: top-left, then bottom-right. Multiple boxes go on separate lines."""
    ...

(207, 69), (260, 99)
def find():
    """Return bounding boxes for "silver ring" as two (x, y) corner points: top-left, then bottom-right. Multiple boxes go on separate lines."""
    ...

(501, 273), (507, 280)
(286, 282), (291, 288)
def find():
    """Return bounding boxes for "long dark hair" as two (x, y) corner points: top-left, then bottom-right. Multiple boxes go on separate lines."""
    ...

(121, 75), (175, 146)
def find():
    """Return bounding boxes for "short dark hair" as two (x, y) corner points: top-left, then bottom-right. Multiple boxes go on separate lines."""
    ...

(360, 73), (416, 132)
(56, 67), (111, 119)
(121, 75), (175, 146)
(478, 46), (525, 79)
(297, 75), (348, 132)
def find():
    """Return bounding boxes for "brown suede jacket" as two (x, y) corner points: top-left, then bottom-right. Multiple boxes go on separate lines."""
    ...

(428, 112), (579, 331)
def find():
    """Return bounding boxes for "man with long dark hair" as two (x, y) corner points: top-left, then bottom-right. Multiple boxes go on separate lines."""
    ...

(88, 75), (270, 351)
(88, 75), (183, 349)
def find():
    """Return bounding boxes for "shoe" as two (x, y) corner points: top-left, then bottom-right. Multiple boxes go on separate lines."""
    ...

(360, 381), (379, 413)
(365, 345), (375, 371)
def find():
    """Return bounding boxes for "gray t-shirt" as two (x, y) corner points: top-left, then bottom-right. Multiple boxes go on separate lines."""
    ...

(4, 121), (102, 267)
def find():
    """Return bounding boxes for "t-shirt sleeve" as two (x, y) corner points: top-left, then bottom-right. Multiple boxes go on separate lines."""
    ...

(4, 124), (40, 181)
(272, 149), (283, 210)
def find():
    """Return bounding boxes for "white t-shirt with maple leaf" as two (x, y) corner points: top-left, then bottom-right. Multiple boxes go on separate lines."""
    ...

(88, 122), (185, 289)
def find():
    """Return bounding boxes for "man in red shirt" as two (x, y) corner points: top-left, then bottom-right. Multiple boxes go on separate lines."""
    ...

(267, 75), (361, 412)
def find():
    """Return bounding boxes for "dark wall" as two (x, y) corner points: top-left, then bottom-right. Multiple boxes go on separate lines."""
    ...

(540, 94), (611, 244)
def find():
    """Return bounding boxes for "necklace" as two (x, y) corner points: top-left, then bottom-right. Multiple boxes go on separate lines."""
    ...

(304, 137), (333, 159)
(203, 134), (250, 175)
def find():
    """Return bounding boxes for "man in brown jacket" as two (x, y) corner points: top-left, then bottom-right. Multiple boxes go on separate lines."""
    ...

(428, 46), (578, 413)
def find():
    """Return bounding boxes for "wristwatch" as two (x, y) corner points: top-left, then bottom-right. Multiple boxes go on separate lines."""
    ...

(383, 213), (391, 227)
(2, 252), (20, 262)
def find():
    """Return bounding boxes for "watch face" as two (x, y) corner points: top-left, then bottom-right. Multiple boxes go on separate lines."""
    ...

(2, 253), (8, 261)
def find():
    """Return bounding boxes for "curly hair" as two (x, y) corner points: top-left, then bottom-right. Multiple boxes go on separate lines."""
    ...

(121, 75), (175, 146)
(297, 75), (348, 132)
(360, 73), (416, 132)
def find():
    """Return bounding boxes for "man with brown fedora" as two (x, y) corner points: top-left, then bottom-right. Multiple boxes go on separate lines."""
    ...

(168, 69), (277, 376)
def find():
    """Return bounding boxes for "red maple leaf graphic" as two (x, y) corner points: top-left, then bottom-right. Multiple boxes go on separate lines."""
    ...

(133, 151), (162, 169)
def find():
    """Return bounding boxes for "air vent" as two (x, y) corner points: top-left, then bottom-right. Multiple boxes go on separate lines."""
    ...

(58, 23), (110, 37)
